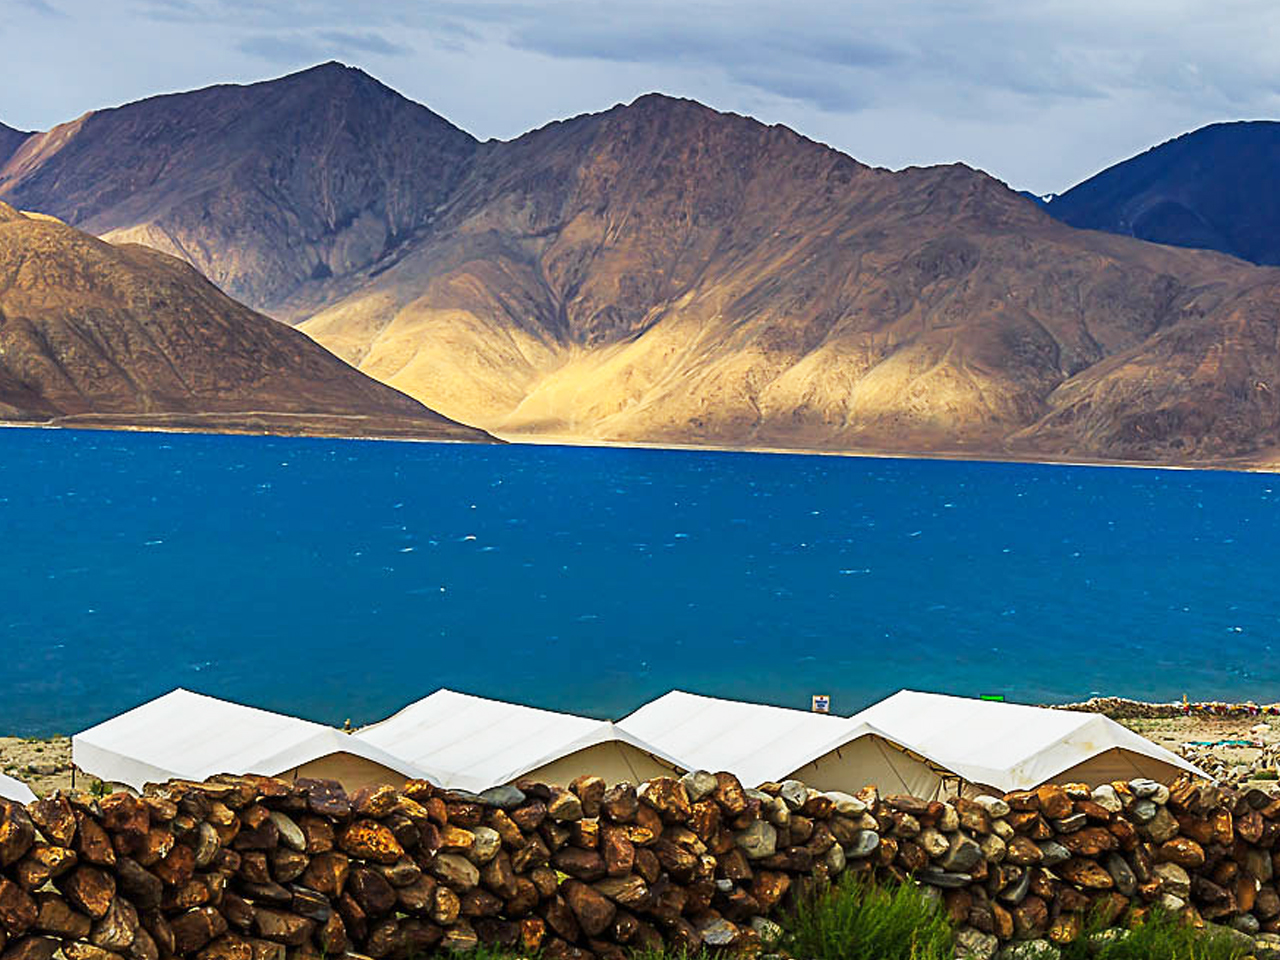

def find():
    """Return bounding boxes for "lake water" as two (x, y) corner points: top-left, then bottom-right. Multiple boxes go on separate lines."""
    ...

(2, 426), (1279, 736)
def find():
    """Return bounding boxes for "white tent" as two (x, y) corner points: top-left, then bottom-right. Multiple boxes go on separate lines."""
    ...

(0, 772), (35, 804)
(355, 689), (687, 793)
(74, 689), (434, 792)
(617, 690), (953, 799)
(848, 690), (1208, 793)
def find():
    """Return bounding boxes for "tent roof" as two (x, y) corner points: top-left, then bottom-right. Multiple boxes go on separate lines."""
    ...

(848, 690), (1207, 792)
(616, 690), (950, 788)
(355, 689), (687, 793)
(0, 772), (35, 804)
(73, 689), (434, 790)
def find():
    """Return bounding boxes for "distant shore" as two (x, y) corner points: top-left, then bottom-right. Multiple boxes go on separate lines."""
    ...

(3, 417), (1278, 473)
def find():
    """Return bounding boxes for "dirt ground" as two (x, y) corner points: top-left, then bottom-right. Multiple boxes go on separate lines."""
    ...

(0, 735), (75, 796)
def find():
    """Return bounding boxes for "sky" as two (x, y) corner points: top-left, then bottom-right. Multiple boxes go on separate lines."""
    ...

(2, 0), (1278, 194)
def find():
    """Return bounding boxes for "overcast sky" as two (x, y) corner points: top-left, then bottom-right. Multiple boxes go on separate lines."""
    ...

(2, 0), (1277, 193)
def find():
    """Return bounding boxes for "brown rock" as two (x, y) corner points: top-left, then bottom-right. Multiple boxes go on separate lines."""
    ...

(459, 888), (503, 918)
(249, 910), (311, 947)
(196, 934), (253, 960)
(750, 871), (791, 912)
(569, 777), (607, 818)
(99, 796), (149, 841)
(1158, 837), (1206, 868)
(713, 773), (748, 816)
(267, 848), (307, 883)
(591, 876), (650, 910)
(601, 785), (638, 823)
(298, 850), (348, 899)
(510, 800), (548, 833)
(90, 898), (139, 952)
(73, 815), (116, 868)
(553, 846), (606, 881)
(438, 824), (475, 856)
(135, 827), (176, 868)
(601, 825), (635, 877)
(1060, 826), (1119, 857)
(1013, 894), (1048, 938)
(430, 852), (481, 891)
(1, 937), (60, 960)
(652, 838), (699, 881)
(563, 880), (615, 938)
(63, 942), (121, 960)
(27, 797), (76, 848)
(152, 842), (194, 887)
(14, 843), (77, 891)
(350, 784), (399, 819)
(339, 820), (404, 865)
(58, 867), (116, 920)
(569, 817), (600, 850)
(296, 816), (333, 855)
(0, 882), (36, 938)
(545, 788), (583, 823)
(348, 865), (397, 916)
(295, 780), (349, 820)
(1058, 858), (1115, 890)
(170, 907), (228, 954)
(480, 852), (517, 900)
(541, 894), (580, 943)
(32, 893), (90, 939)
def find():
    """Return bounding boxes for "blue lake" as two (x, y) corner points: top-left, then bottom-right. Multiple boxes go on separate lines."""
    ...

(2, 426), (1279, 736)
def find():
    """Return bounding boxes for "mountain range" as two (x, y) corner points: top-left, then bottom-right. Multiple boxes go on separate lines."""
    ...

(3, 64), (1280, 466)
(0, 201), (491, 441)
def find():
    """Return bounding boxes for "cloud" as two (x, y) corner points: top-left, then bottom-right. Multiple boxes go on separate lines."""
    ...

(5, 0), (1280, 193)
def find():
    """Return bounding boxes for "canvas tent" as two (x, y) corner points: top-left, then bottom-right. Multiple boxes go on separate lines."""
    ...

(355, 689), (686, 793)
(0, 772), (35, 804)
(617, 690), (953, 798)
(849, 690), (1207, 794)
(73, 689), (431, 792)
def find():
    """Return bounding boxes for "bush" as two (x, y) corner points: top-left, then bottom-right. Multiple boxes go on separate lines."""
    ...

(1059, 908), (1251, 960)
(783, 874), (955, 960)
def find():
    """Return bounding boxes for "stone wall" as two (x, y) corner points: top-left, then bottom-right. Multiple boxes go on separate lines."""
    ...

(0, 771), (1277, 960)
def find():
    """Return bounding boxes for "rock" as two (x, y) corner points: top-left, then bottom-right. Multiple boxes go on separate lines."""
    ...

(974, 795), (1012, 818)
(916, 868), (971, 888)
(679, 772), (718, 804)
(996, 940), (1060, 960)
(249, 909), (311, 947)
(265, 813), (304, 853)
(825, 842), (846, 876)
(1129, 799), (1157, 823)
(638, 779), (691, 823)
(591, 876), (649, 909)
(0, 803), (35, 869)
(1035, 840), (1070, 866)
(468, 826), (501, 864)
(918, 827), (949, 859)
(1035, 785), (1072, 820)
(1129, 778), (1161, 798)
(824, 791), (867, 816)
(1256, 932), (1280, 960)
(1057, 857), (1114, 889)
(734, 821), (777, 860)
(1158, 837), (1205, 868)
(547, 788), (584, 823)
(33, 893), (90, 939)
(478, 785), (525, 810)
(777, 781), (806, 811)
(562, 882), (615, 939)
(693, 914), (738, 947)
(1141, 805), (1180, 842)
(0, 880), (37, 937)
(748, 916), (783, 949)
(339, 821), (403, 865)
(1, 937), (61, 960)
(956, 926), (1000, 960)
(170, 908), (227, 954)
(26, 797), (76, 847)
(1153, 862), (1191, 899)
(300, 851), (349, 899)
(942, 839), (988, 875)
(1090, 784), (1123, 813)
(58, 867), (116, 920)
(1104, 852), (1136, 895)
(845, 830), (880, 859)
(1230, 913), (1261, 935)
(430, 854), (480, 891)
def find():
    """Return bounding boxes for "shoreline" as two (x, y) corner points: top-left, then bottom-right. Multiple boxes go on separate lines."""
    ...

(3, 418), (1277, 475)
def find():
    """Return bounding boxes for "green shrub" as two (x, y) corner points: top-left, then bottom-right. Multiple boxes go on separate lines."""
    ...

(783, 874), (954, 960)
(1059, 908), (1251, 960)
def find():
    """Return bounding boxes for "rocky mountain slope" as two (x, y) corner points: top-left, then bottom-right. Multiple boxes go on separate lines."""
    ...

(0, 123), (27, 166)
(0, 201), (493, 441)
(0, 63), (478, 311)
(1046, 122), (1280, 266)
(300, 95), (1280, 464)
(7, 68), (1280, 465)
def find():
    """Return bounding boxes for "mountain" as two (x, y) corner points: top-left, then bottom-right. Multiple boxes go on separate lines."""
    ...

(300, 95), (1280, 465)
(0, 201), (493, 441)
(1047, 122), (1280, 266)
(0, 123), (27, 166)
(9, 69), (1280, 466)
(0, 63), (478, 311)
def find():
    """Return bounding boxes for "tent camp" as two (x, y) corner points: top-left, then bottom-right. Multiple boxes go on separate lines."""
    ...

(73, 689), (432, 792)
(617, 690), (954, 798)
(0, 772), (35, 804)
(355, 690), (686, 793)
(848, 690), (1207, 794)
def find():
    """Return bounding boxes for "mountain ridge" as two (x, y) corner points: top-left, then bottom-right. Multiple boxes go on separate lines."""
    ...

(7, 67), (1280, 466)
(0, 200), (494, 442)
(1046, 121), (1280, 266)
